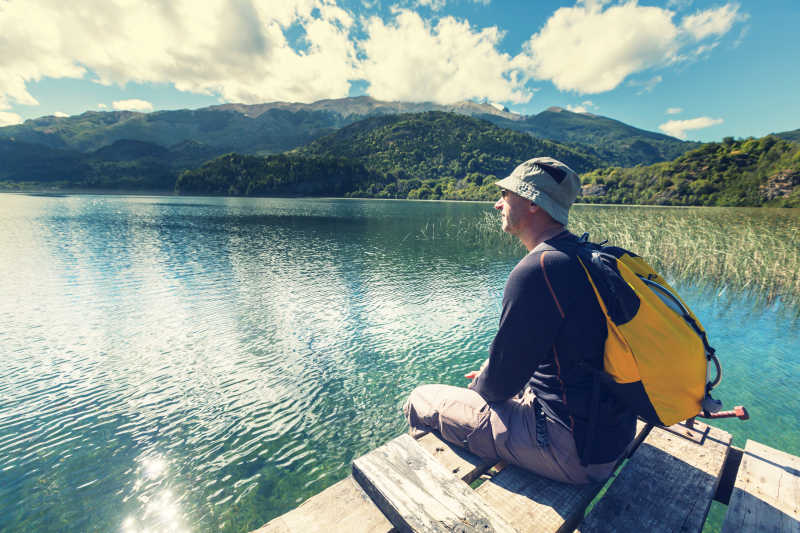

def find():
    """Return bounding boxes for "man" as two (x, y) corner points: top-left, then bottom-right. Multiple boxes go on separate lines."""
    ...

(404, 156), (636, 484)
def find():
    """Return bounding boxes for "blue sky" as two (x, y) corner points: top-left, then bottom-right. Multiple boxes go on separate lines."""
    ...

(0, 0), (797, 141)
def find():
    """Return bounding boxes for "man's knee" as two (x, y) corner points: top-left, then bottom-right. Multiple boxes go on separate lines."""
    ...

(403, 384), (445, 434)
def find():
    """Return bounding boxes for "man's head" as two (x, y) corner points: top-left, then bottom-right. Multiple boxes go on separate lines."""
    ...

(494, 157), (580, 226)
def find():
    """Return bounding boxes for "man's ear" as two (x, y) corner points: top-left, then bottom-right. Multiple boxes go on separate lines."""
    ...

(528, 202), (539, 214)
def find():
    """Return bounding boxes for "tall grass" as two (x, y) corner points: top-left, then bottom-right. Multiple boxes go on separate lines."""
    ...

(418, 205), (800, 310)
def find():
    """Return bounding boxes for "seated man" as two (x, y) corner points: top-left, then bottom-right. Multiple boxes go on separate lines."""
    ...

(404, 157), (636, 484)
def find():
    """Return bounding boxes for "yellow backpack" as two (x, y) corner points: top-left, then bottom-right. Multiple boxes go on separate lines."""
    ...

(575, 234), (722, 426)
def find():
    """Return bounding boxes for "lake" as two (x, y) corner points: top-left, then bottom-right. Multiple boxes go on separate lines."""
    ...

(0, 194), (798, 533)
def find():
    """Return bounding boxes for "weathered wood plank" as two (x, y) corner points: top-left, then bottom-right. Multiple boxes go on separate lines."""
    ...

(475, 421), (648, 533)
(416, 432), (498, 484)
(578, 424), (732, 532)
(352, 434), (517, 533)
(253, 476), (394, 533)
(721, 440), (800, 533)
(252, 433), (498, 533)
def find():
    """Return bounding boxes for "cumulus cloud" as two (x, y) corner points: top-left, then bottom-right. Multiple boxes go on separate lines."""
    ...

(0, 0), (746, 111)
(567, 100), (596, 113)
(359, 9), (530, 103)
(659, 116), (723, 139)
(666, 107), (683, 114)
(112, 99), (154, 112)
(0, 111), (24, 126)
(518, 1), (744, 94)
(0, 0), (359, 108)
(53, 111), (69, 117)
(98, 103), (108, 109)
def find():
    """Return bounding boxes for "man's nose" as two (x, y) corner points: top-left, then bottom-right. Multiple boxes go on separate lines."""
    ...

(494, 198), (503, 210)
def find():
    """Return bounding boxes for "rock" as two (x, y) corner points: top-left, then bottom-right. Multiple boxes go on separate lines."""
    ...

(760, 169), (800, 200)
(582, 183), (607, 196)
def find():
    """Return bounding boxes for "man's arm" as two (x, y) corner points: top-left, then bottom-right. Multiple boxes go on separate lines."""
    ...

(470, 251), (568, 402)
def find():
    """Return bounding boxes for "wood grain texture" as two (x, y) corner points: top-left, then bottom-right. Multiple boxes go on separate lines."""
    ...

(475, 421), (648, 533)
(578, 424), (732, 532)
(352, 434), (517, 533)
(416, 432), (498, 484)
(721, 440), (800, 533)
(476, 465), (599, 533)
(253, 476), (394, 533)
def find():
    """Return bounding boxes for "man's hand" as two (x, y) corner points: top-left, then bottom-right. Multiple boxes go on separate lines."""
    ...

(464, 370), (479, 379)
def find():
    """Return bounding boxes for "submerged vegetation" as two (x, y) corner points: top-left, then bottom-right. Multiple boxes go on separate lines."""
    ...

(420, 206), (800, 310)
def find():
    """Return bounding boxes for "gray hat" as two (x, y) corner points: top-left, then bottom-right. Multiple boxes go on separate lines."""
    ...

(495, 156), (580, 225)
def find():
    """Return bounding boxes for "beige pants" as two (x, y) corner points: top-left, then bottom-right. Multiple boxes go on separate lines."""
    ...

(403, 384), (618, 484)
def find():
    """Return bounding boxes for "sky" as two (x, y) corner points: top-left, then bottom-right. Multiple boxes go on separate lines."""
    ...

(0, 0), (797, 141)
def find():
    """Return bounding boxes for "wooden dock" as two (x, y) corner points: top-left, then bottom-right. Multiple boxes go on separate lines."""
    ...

(254, 421), (800, 532)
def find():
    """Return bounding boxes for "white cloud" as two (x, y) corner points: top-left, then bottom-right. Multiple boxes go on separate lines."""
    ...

(416, 0), (447, 10)
(0, 111), (24, 126)
(518, 1), (744, 94)
(681, 3), (743, 41)
(98, 103), (108, 109)
(0, 0), (359, 108)
(112, 99), (154, 112)
(732, 25), (749, 48)
(628, 75), (662, 94)
(53, 111), (69, 117)
(0, 0), (746, 111)
(567, 100), (596, 113)
(666, 107), (683, 114)
(415, 0), (490, 9)
(359, 9), (530, 104)
(659, 116), (723, 139)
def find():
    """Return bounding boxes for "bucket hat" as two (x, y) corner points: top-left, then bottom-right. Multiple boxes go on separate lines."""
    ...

(494, 157), (580, 225)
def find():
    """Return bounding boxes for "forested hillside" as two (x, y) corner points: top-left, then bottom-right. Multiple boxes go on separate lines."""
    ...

(177, 112), (602, 199)
(175, 154), (383, 196)
(580, 136), (800, 207)
(482, 107), (699, 167)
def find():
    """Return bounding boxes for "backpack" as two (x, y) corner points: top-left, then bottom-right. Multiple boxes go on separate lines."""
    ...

(574, 233), (722, 427)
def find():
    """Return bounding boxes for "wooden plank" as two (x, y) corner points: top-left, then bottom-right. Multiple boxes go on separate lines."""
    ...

(578, 423), (732, 532)
(253, 476), (394, 533)
(721, 440), (800, 533)
(416, 432), (498, 484)
(352, 434), (517, 533)
(251, 433), (498, 533)
(475, 421), (648, 533)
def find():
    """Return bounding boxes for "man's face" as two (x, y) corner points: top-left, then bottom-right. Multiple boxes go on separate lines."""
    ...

(494, 189), (531, 235)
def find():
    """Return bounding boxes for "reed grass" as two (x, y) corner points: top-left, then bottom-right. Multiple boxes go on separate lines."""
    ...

(418, 205), (800, 311)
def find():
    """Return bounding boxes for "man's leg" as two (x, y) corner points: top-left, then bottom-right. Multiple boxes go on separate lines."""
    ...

(404, 384), (499, 459)
(403, 384), (617, 484)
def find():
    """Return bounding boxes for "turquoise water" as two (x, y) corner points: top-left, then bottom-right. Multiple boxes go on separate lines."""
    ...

(0, 194), (798, 532)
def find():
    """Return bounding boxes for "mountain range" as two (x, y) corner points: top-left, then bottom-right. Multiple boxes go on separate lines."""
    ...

(1, 96), (797, 204)
(0, 96), (698, 173)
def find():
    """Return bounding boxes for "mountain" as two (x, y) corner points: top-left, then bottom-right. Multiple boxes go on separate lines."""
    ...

(0, 108), (346, 155)
(211, 95), (522, 121)
(480, 107), (700, 167)
(295, 111), (602, 176)
(0, 139), (89, 182)
(0, 97), (696, 169)
(579, 135), (800, 207)
(177, 112), (604, 200)
(0, 137), (214, 190)
(0, 97), (521, 156)
(775, 128), (800, 143)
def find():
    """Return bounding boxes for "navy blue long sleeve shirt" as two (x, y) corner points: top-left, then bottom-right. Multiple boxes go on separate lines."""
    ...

(472, 231), (635, 464)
